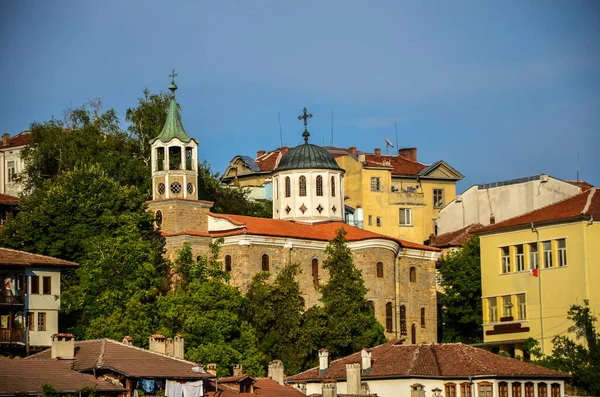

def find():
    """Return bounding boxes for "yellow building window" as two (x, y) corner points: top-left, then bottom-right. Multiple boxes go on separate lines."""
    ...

(399, 208), (412, 226)
(529, 243), (539, 269)
(557, 239), (567, 267)
(501, 247), (511, 273)
(433, 188), (444, 208)
(543, 241), (552, 268)
(371, 177), (381, 192)
(488, 297), (498, 323)
(376, 217), (382, 227)
(517, 293), (527, 320)
(515, 245), (524, 272)
(502, 296), (513, 318)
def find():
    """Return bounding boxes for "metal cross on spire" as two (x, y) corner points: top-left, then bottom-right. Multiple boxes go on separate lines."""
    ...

(298, 107), (313, 143)
(168, 69), (178, 95)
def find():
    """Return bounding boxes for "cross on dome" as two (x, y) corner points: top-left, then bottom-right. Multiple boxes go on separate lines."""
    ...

(168, 69), (178, 95)
(298, 107), (313, 143)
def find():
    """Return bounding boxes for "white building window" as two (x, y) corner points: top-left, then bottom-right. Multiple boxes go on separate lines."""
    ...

(501, 247), (511, 273)
(7, 160), (16, 182)
(517, 293), (526, 320)
(316, 175), (323, 196)
(370, 177), (381, 192)
(331, 176), (336, 197)
(515, 245), (524, 272)
(399, 208), (412, 226)
(543, 241), (552, 268)
(557, 239), (567, 267)
(488, 297), (498, 323)
(299, 176), (307, 197)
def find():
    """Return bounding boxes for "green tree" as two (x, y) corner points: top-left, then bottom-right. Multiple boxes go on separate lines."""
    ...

(315, 228), (387, 359)
(524, 301), (600, 395)
(246, 263), (304, 373)
(437, 236), (483, 343)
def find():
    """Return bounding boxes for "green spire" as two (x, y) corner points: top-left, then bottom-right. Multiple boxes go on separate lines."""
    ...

(152, 69), (193, 143)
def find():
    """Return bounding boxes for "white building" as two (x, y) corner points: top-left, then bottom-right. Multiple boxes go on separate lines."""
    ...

(0, 247), (78, 350)
(0, 131), (31, 197)
(436, 175), (589, 235)
(287, 339), (568, 397)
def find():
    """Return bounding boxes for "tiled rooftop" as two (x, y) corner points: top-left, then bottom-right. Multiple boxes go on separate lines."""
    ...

(429, 224), (484, 248)
(0, 247), (78, 268)
(0, 131), (31, 150)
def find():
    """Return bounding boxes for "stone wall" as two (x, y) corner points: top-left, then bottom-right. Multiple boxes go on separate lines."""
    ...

(147, 199), (212, 235)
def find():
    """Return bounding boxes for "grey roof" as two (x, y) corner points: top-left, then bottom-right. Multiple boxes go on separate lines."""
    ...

(275, 143), (343, 172)
(477, 175), (541, 190)
(239, 155), (260, 172)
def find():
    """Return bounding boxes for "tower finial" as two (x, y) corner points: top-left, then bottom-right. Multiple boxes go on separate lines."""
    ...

(298, 107), (313, 143)
(168, 69), (178, 96)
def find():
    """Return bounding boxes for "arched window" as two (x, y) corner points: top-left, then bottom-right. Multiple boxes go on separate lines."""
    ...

(538, 383), (547, 397)
(400, 305), (407, 335)
(367, 300), (375, 314)
(156, 147), (165, 171)
(460, 383), (473, 397)
(550, 384), (560, 397)
(421, 308), (426, 328)
(261, 254), (270, 271)
(512, 382), (522, 397)
(478, 382), (493, 397)
(411, 323), (417, 344)
(299, 176), (307, 196)
(312, 258), (319, 285)
(376, 262), (384, 278)
(525, 382), (535, 397)
(316, 175), (323, 196)
(498, 382), (508, 397)
(225, 255), (232, 272)
(285, 177), (291, 197)
(385, 302), (393, 332)
(409, 267), (416, 282)
(331, 176), (336, 197)
(445, 384), (456, 397)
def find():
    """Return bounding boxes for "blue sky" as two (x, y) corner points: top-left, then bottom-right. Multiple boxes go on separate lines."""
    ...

(1, 1), (599, 191)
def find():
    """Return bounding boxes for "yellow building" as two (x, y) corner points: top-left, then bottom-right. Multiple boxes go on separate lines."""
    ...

(222, 146), (463, 244)
(475, 187), (599, 357)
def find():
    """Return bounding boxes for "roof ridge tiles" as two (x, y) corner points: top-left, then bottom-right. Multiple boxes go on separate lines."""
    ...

(103, 338), (203, 366)
(582, 188), (597, 214)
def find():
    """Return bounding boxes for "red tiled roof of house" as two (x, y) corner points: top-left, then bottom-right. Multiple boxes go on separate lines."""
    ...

(26, 339), (212, 380)
(205, 213), (440, 252)
(0, 131), (32, 150)
(256, 149), (284, 171)
(0, 193), (19, 205)
(429, 224), (484, 248)
(477, 188), (599, 234)
(0, 359), (125, 394)
(566, 180), (594, 191)
(205, 378), (306, 397)
(287, 340), (566, 382)
(0, 248), (78, 268)
(363, 153), (427, 176)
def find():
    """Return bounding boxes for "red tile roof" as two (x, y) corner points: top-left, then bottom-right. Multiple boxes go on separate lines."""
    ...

(287, 340), (566, 381)
(0, 359), (125, 394)
(256, 149), (284, 172)
(27, 339), (212, 380)
(203, 213), (440, 252)
(0, 131), (32, 150)
(0, 248), (78, 268)
(362, 153), (427, 176)
(205, 378), (306, 397)
(477, 188), (599, 234)
(0, 193), (19, 205)
(429, 224), (484, 248)
(566, 180), (594, 191)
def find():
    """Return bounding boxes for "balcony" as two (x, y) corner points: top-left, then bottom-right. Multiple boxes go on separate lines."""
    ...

(0, 291), (24, 306)
(388, 190), (425, 206)
(0, 328), (24, 344)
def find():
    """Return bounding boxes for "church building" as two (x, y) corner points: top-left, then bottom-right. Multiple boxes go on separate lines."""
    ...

(147, 75), (441, 343)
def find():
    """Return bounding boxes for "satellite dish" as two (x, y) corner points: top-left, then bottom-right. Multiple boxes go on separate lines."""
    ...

(385, 137), (394, 148)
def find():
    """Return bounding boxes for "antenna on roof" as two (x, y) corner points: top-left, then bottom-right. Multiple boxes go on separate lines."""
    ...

(385, 137), (394, 155)
(278, 112), (283, 147)
(331, 110), (334, 147)
(395, 121), (398, 150)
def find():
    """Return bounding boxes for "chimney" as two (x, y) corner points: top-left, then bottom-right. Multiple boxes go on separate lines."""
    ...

(257, 150), (266, 158)
(268, 359), (284, 385)
(281, 146), (289, 155)
(51, 333), (75, 359)
(399, 147), (417, 162)
(321, 379), (337, 397)
(149, 334), (166, 354)
(358, 154), (366, 163)
(348, 146), (357, 156)
(166, 337), (174, 357)
(361, 348), (372, 373)
(2, 133), (9, 145)
(374, 148), (381, 157)
(206, 363), (217, 376)
(173, 334), (184, 359)
(490, 214), (496, 225)
(318, 349), (329, 374)
(346, 363), (361, 394)
(122, 336), (133, 346)
(233, 364), (243, 377)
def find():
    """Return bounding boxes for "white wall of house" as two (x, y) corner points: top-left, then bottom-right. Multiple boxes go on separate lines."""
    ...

(0, 143), (27, 196)
(26, 268), (61, 347)
(437, 176), (582, 235)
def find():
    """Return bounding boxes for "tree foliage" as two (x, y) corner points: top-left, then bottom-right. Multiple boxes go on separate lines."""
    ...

(524, 301), (600, 395)
(437, 236), (483, 343)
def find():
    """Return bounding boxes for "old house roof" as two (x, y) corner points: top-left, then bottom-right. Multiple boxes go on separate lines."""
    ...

(0, 248), (78, 268)
(477, 188), (599, 234)
(0, 130), (31, 150)
(287, 340), (567, 382)
(0, 194), (19, 206)
(0, 359), (125, 395)
(205, 378), (307, 397)
(27, 338), (212, 380)
(429, 224), (484, 248)
(205, 213), (440, 252)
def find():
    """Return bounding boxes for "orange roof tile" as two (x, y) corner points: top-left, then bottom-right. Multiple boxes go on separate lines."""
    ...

(0, 193), (19, 205)
(477, 188), (599, 234)
(0, 131), (31, 150)
(566, 180), (594, 191)
(205, 378), (306, 397)
(0, 248), (78, 268)
(363, 153), (427, 176)
(287, 340), (567, 381)
(429, 224), (484, 248)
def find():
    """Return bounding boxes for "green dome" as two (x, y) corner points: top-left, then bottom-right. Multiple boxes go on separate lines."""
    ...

(275, 143), (343, 172)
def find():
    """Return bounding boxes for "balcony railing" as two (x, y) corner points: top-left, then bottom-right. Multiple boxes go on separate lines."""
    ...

(0, 328), (24, 344)
(388, 190), (425, 206)
(0, 292), (24, 305)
